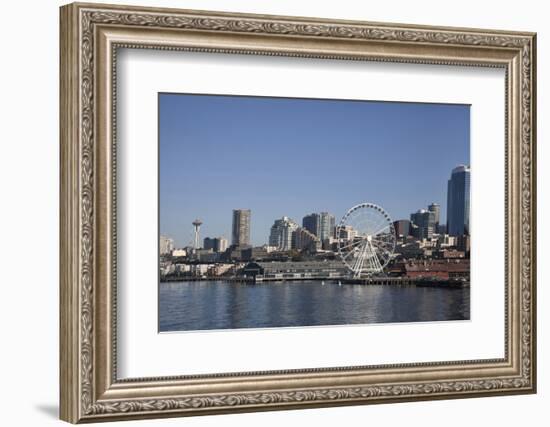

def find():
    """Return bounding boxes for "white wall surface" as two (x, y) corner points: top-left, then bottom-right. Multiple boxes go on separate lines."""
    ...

(0, 0), (546, 426)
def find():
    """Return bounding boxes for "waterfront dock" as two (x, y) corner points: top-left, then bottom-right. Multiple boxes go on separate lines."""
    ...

(339, 276), (468, 288)
(161, 275), (468, 288)
(161, 276), (255, 283)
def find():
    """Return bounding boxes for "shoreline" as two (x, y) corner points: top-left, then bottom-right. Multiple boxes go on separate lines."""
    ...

(160, 276), (469, 288)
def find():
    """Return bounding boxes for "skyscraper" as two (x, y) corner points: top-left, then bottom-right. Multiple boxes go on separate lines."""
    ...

(293, 227), (321, 252)
(302, 213), (320, 237)
(428, 203), (440, 231)
(232, 209), (251, 247)
(204, 237), (229, 252)
(447, 165), (471, 236)
(410, 209), (436, 240)
(393, 220), (411, 238)
(302, 212), (335, 242)
(159, 235), (174, 255)
(269, 216), (298, 251)
(216, 237), (228, 253)
(203, 237), (215, 251)
(319, 212), (336, 242)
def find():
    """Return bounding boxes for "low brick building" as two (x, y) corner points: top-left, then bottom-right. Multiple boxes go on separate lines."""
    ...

(390, 259), (469, 280)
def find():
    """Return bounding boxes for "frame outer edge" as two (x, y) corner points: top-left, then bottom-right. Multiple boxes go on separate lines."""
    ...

(60, 2), (537, 422)
(60, 3), (81, 424)
(529, 33), (537, 393)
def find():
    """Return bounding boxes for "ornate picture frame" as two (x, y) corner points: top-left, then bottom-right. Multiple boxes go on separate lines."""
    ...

(60, 2), (536, 423)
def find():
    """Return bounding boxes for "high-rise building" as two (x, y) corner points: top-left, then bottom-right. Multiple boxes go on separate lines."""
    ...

(301, 212), (335, 241)
(216, 237), (228, 253)
(336, 225), (357, 242)
(428, 203), (440, 231)
(410, 209), (436, 240)
(203, 237), (215, 251)
(269, 216), (298, 251)
(159, 235), (174, 255)
(457, 234), (471, 253)
(447, 165), (471, 236)
(319, 212), (336, 242)
(409, 223), (420, 240)
(393, 220), (411, 238)
(302, 213), (320, 237)
(293, 227), (321, 252)
(232, 209), (251, 247)
(203, 237), (228, 253)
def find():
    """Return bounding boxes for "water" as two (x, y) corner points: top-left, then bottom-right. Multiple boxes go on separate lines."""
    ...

(159, 280), (470, 332)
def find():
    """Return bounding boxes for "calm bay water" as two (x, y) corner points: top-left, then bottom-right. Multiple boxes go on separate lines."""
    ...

(159, 280), (470, 332)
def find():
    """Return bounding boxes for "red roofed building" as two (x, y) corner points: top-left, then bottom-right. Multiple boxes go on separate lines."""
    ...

(389, 259), (469, 280)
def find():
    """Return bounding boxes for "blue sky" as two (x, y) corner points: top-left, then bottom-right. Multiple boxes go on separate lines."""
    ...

(159, 93), (470, 247)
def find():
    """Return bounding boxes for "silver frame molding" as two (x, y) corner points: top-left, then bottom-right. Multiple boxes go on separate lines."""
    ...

(60, 2), (537, 423)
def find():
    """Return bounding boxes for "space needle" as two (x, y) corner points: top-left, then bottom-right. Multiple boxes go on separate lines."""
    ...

(192, 218), (203, 249)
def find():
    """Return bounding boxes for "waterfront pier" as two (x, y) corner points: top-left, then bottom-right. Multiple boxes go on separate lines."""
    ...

(161, 274), (468, 288)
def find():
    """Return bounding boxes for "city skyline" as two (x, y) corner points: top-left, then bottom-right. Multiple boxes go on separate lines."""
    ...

(160, 93), (470, 247)
(161, 185), (466, 250)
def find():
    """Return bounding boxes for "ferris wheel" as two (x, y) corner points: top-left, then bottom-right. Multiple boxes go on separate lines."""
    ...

(336, 203), (396, 278)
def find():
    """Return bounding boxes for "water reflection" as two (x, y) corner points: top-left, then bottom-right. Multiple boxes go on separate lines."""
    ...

(159, 280), (470, 332)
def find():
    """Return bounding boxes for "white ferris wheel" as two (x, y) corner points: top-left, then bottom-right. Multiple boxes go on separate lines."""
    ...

(336, 203), (396, 278)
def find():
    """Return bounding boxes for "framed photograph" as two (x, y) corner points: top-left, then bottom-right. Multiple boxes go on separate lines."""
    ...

(60, 2), (537, 423)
